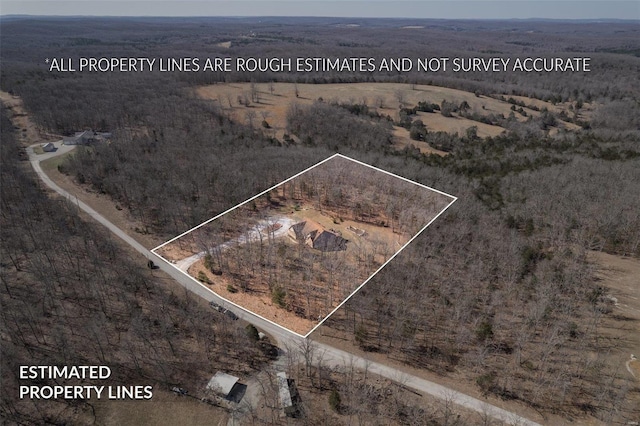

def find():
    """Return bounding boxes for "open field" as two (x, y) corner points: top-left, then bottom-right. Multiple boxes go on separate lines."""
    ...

(196, 82), (589, 151)
(589, 251), (640, 382)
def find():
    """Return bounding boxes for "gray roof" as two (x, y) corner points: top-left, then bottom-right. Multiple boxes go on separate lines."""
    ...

(312, 230), (348, 252)
(277, 372), (293, 408)
(289, 221), (348, 252)
(207, 372), (239, 396)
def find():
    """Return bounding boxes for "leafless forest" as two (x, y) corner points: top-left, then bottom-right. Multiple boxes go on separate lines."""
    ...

(157, 156), (452, 334)
(1, 16), (639, 425)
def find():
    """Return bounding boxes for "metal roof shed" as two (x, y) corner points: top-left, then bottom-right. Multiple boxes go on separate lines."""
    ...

(207, 372), (239, 397)
(277, 372), (295, 416)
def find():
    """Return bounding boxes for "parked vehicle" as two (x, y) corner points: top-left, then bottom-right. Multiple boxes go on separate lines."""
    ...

(210, 301), (225, 312)
(224, 309), (238, 320)
(170, 387), (187, 395)
(209, 301), (237, 319)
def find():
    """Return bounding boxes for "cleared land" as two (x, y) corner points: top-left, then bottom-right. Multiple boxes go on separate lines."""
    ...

(196, 82), (589, 153)
(0, 90), (59, 146)
(589, 251), (640, 382)
(156, 155), (454, 335)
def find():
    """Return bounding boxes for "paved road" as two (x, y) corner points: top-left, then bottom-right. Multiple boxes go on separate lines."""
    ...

(27, 143), (542, 426)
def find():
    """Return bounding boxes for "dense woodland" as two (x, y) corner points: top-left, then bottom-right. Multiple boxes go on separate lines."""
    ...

(2, 16), (639, 425)
(0, 106), (277, 423)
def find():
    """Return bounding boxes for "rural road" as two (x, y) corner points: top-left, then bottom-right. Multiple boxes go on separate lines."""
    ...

(27, 142), (542, 426)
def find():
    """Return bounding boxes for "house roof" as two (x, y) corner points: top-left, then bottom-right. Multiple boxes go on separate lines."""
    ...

(207, 372), (239, 396)
(289, 220), (348, 251)
(312, 230), (347, 251)
(289, 220), (323, 242)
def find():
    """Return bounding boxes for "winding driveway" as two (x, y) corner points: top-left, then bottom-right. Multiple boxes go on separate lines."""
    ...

(172, 217), (296, 272)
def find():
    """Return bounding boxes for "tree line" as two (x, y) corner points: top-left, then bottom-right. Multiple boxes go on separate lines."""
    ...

(0, 107), (273, 424)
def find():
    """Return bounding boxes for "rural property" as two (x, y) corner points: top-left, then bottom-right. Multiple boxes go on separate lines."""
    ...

(154, 154), (455, 335)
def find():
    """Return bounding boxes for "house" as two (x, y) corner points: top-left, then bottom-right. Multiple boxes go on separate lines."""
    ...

(63, 130), (112, 145)
(288, 220), (348, 252)
(207, 372), (240, 399)
(277, 372), (296, 417)
(41, 142), (56, 152)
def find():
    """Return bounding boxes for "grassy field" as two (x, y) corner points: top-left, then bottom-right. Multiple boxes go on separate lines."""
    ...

(196, 82), (589, 153)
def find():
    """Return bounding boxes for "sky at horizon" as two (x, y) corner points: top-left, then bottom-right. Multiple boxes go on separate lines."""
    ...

(1, 1), (639, 20)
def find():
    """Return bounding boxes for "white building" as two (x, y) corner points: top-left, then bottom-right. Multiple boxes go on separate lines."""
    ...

(41, 142), (56, 152)
(207, 371), (240, 399)
(277, 372), (295, 416)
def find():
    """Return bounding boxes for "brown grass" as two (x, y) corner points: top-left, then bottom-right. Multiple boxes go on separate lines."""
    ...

(195, 82), (582, 154)
(0, 90), (60, 146)
(589, 251), (640, 380)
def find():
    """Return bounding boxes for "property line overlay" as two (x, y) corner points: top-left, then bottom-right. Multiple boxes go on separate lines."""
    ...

(152, 152), (457, 338)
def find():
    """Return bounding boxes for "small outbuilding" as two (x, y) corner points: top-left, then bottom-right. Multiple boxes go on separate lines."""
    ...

(207, 372), (240, 399)
(277, 372), (296, 417)
(41, 142), (56, 152)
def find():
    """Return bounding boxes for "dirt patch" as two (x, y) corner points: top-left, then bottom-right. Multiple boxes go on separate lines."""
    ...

(156, 238), (198, 261)
(589, 251), (640, 381)
(189, 258), (317, 335)
(177, 203), (410, 337)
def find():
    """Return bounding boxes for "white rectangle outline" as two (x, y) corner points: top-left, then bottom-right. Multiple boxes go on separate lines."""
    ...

(152, 153), (457, 338)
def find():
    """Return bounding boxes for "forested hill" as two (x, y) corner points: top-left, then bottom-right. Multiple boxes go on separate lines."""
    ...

(0, 105), (273, 424)
(1, 17), (639, 424)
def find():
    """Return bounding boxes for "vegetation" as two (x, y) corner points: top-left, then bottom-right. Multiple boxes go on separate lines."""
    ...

(329, 388), (341, 412)
(1, 16), (639, 425)
(246, 324), (260, 341)
(0, 106), (270, 424)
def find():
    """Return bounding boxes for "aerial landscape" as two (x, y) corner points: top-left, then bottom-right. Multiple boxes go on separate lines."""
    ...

(155, 154), (455, 335)
(1, 4), (639, 426)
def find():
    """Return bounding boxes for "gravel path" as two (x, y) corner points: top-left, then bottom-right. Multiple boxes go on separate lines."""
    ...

(175, 217), (295, 272)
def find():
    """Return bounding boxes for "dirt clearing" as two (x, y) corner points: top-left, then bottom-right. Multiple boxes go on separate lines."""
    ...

(589, 251), (640, 381)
